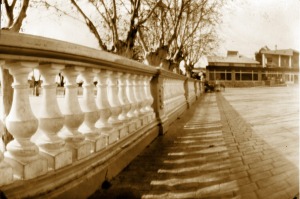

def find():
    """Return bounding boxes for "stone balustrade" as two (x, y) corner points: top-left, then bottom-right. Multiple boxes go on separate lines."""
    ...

(0, 32), (203, 198)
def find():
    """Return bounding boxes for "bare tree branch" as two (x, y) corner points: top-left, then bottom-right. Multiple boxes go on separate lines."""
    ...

(138, 0), (162, 25)
(166, 0), (185, 47)
(10, 0), (30, 32)
(137, 28), (148, 53)
(70, 0), (106, 50)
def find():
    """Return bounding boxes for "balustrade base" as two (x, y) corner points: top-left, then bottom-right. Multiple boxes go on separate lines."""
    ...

(4, 153), (47, 180)
(128, 121), (136, 133)
(40, 149), (72, 170)
(146, 112), (156, 124)
(141, 114), (150, 126)
(119, 124), (129, 139)
(0, 161), (13, 186)
(102, 129), (119, 144)
(66, 141), (92, 161)
(88, 135), (107, 152)
(136, 119), (142, 129)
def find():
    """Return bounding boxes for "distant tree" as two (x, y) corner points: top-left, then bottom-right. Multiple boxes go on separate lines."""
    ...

(0, 0), (31, 147)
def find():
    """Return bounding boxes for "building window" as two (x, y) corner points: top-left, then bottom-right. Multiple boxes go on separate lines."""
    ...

(226, 73), (232, 80)
(241, 73), (252, 80)
(209, 69), (232, 81)
(235, 73), (241, 81)
(216, 73), (225, 80)
(209, 72), (214, 80)
(235, 70), (258, 81)
(253, 73), (258, 80)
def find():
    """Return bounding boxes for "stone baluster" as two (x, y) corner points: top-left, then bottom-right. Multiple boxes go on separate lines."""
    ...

(0, 61), (13, 185)
(107, 71), (122, 125)
(125, 73), (139, 131)
(59, 66), (91, 161)
(4, 62), (47, 179)
(118, 72), (133, 134)
(95, 70), (118, 144)
(107, 71), (128, 139)
(143, 75), (155, 123)
(79, 68), (106, 152)
(143, 76), (152, 113)
(138, 75), (147, 114)
(138, 75), (149, 126)
(132, 75), (143, 119)
(36, 64), (72, 170)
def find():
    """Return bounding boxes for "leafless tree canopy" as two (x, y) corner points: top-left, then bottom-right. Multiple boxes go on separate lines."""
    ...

(31, 0), (224, 71)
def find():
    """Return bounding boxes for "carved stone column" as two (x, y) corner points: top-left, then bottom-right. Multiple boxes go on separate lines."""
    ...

(126, 74), (141, 129)
(79, 68), (106, 152)
(138, 75), (147, 114)
(117, 72), (131, 135)
(37, 64), (72, 170)
(132, 75), (144, 127)
(59, 66), (92, 161)
(144, 75), (155, 123)
(107, 71), (128, 138)
(4, 62), (47, 179)
(138, 75), (148, 126)
(0, 61), (13, 185)
(95, 70), (118, 144)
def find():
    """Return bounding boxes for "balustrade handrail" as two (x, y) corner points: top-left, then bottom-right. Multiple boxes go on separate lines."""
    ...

(0, 31), (156, 75)
(0, 32), (203, 199)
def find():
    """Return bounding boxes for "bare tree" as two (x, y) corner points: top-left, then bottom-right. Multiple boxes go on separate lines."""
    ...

(37, 0), (224, 70)
(0, 0), (30, 147)
(66, 0), (162, 58)
(139, 0), (224, 73)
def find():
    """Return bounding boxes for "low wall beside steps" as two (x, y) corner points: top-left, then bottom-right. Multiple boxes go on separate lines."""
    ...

(0, 31), (203, 198)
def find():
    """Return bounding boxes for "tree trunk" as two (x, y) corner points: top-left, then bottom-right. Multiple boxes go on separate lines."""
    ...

(0, 67), (14, 148)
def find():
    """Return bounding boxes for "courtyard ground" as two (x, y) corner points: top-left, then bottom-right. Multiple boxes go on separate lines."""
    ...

(89, 86), (299, 199)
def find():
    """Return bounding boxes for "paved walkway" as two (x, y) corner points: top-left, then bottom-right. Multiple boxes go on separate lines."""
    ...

(89, 90), (299, 199)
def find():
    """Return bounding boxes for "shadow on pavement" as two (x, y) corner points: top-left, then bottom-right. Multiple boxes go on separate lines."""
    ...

(89, 93), (299, 199)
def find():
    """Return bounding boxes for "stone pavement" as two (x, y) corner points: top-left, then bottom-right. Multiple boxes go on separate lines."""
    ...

(89, 90), (299, 199)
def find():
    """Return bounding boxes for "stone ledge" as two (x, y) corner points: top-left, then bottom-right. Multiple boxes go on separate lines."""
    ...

(0, 31), (157, 76)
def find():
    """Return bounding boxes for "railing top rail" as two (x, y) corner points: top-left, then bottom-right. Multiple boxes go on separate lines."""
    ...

(157, 68), (187, 80)
(0, 31), (157, 75)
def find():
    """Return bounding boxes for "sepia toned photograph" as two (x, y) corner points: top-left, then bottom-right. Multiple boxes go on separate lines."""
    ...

(0, 0), (299, 198)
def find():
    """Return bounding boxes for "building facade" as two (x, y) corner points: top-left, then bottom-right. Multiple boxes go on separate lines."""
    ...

(206, 49), (299, 87)
(260, 48), (299, 84)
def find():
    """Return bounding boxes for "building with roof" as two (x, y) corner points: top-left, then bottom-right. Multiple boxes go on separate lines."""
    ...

(206, 51), (262, 87)
(259, 48), (299, 84)
(206, 49), (299, 87)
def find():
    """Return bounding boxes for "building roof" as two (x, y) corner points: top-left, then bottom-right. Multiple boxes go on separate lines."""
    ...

(261, 48), (299, 56)
(207, 55), (259, 65)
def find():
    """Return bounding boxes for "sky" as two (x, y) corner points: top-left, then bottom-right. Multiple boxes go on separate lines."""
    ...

(20, 0), (300, 59)
(217, 0), (300, 58)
